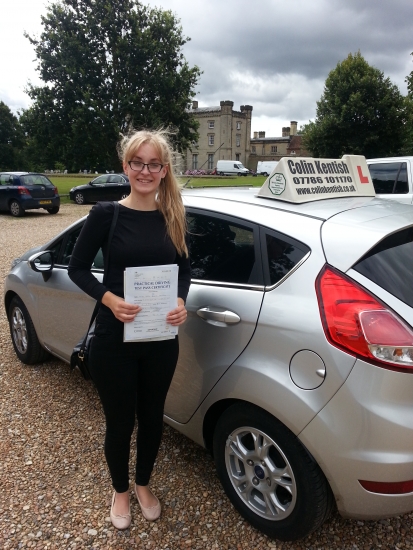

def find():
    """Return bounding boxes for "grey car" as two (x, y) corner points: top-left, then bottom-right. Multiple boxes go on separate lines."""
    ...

(4, 188), (413, 541)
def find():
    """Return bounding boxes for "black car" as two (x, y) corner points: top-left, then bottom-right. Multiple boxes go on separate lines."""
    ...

(0, 172), (60, 217)
(69, 174), (130, 204)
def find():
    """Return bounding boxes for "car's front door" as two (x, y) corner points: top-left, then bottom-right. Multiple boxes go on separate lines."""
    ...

(33, 223), (103, 360)
(89, 175), (110, 202)
(164, 210), (265, 423)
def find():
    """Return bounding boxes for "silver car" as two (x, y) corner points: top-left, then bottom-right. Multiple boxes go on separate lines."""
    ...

(4, 188), (413, 541)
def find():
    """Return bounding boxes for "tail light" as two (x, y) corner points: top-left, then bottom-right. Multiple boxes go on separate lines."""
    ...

(316, 266), (413, 373)
(54, 187), (59, 195)
(17, 186), (31, 196)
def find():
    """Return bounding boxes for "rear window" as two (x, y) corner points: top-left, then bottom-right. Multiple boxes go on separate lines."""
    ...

(367, 162), (408, 194)
(20, 175), (54, 187)
(353, 227), (413, 307)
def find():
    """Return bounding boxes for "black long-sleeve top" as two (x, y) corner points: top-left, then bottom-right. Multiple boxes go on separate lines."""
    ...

(68, 202), (191, 306)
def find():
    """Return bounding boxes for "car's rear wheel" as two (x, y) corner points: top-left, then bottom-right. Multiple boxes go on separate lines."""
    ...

(213, 403), (334, 541)
(263, 172), (269, 177)
(120, 193), (129, 200)
(8, 296), (50, 364)
(47, 206), (60, 214)
(74, 192), (85, 205)
(9, 200), (24, 217)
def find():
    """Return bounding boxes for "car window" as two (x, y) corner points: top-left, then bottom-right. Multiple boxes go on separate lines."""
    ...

(353, 227), (413, 308)
(187, 212), (257, 284)
(108, 175), (121, 183)
(0, 174), (12, 185)
(20, 175), (53, 187)
(92, 175), (109, 184)
(367, 162), (408, 194)
(58, 225), (103, 269)
(262, 230), (310, 286)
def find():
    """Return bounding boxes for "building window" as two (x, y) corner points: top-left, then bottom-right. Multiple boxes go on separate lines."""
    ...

(290, 150), (296, 155)
(208, 154), (214, 170)
(271, 146), (277, 153)
(208, 134), (215, 146)
(235, 154), (240, 161)
(236, 134), (241, 147)
(208, 120), (215, 129)
(236, 121), (241, 130)
(251, 146), (256, 154)
(192, 154), (198, 169)
(262, 146), (265, 155)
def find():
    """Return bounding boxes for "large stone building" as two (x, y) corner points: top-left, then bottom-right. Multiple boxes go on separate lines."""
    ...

(185, 102), (309, 172)
(185, 100), (252, 171)
(247, 122), (310, 171)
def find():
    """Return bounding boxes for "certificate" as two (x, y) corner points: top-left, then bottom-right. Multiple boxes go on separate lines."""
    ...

(123, 264), (179, 342)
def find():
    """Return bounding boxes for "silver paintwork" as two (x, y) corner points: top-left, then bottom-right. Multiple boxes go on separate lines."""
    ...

(4, 187), (413, 523)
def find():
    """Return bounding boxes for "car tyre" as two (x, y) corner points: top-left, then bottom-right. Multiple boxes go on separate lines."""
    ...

(263, 172), (269, 177)
(74, 192), (85, 205)
(47, 206), (60, 214)
(213, 403), (334, 541)
(120, 193), (129, 200)
(9, 200), (24, 217)
(8, 296), (50, 364)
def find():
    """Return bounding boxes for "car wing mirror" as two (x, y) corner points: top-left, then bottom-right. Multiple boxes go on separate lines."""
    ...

(28, 251), (54, 282)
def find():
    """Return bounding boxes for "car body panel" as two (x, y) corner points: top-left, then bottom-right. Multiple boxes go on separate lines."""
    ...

(299, 358), (413, 519)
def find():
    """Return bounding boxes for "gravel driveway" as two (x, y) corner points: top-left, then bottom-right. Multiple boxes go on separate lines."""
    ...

(0, 205), (411, 550)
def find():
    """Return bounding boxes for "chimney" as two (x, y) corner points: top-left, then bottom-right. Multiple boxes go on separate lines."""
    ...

(290, 121), (297, 135)
(258, 131), (266, 138)
(253, 131), (258, 138)
(282, 126), (290, 137)
(192, 100), (198, 109)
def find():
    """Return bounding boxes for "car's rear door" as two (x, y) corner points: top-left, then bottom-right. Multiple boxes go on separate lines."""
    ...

(0, 174), (15, 210)
(164, 209), (265, 423)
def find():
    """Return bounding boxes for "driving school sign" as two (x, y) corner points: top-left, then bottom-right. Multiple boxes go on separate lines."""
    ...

(257, 155), (375, 203)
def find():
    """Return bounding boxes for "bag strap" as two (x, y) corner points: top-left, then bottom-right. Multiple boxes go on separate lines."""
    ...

(85, 201), (119, 331)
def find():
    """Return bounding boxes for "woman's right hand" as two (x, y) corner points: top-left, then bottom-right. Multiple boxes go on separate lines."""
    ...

(101, 291), (141, 323)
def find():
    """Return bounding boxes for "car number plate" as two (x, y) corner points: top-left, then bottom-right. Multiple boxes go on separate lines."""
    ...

(39, 200), (52, 205)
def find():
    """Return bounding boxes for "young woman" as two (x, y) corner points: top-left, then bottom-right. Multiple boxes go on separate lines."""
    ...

(68, 129), (191, 529)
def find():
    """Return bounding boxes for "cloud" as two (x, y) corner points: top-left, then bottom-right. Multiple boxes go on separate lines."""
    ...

(1, 0), (412, 136)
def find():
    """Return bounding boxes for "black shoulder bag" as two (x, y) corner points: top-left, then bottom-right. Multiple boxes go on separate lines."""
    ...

(70, 202), (119, 379)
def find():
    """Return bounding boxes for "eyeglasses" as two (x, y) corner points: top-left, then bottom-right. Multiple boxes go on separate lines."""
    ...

(128, 161), (164, 173)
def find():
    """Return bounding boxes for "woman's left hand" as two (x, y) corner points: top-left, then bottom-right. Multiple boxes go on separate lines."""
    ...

(166, 298), (188, 326)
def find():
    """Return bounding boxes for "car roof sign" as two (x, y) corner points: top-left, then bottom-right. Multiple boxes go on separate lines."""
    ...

(257, 154), (375, 203)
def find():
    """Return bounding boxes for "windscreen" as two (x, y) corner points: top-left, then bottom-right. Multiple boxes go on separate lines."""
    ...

(353, 227), (413, 308)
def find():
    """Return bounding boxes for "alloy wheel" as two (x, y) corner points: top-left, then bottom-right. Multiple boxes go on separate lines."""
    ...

(11, 306), (28, 354)
(225, 426), (297, 521)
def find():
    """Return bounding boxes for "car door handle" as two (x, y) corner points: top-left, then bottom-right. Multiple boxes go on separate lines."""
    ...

(197, 307), (241, 324)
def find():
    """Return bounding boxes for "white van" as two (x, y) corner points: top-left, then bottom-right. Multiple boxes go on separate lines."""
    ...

(257, 161), (278, 176)
(366, 157), (413, 204)
(216, 160), (249, 176)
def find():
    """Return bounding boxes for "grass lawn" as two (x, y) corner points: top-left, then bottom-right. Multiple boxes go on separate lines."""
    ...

(49, 174), (266, 204)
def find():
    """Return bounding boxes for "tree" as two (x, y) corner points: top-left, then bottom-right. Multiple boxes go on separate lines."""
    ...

(302, 52), (407, 158)
(0, 101), (24, 170)
(402, 52), (413, 155)
(23, 0), (201, 172)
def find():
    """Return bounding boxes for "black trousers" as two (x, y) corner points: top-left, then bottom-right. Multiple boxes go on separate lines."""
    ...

(89, 312), (178, 492)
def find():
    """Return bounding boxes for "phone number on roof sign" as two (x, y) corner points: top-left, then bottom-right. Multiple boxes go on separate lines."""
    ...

(293, 176), (353, 185)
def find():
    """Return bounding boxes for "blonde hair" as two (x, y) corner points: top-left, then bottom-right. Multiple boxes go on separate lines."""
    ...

(119, 129), (188, 257)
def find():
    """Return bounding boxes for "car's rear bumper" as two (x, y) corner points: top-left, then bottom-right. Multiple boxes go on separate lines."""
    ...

(299, 358), (413, 519)
(21, 196), (60, 210)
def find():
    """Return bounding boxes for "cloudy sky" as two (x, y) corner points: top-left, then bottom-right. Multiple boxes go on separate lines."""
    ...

(1, 0), (412, 136)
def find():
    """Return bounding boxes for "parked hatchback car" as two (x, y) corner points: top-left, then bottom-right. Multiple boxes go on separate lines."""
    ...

(69, 174), (130, 204)
(4, 182), (413, 540)
(0, 172), (60, 216)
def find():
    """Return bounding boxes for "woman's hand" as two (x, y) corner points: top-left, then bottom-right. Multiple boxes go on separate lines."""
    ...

(101, 291), (141, 323)
(166, 298), (187, 326)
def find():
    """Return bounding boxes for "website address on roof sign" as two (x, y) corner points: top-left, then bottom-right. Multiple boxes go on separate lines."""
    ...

(296, 184), (356, 196)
